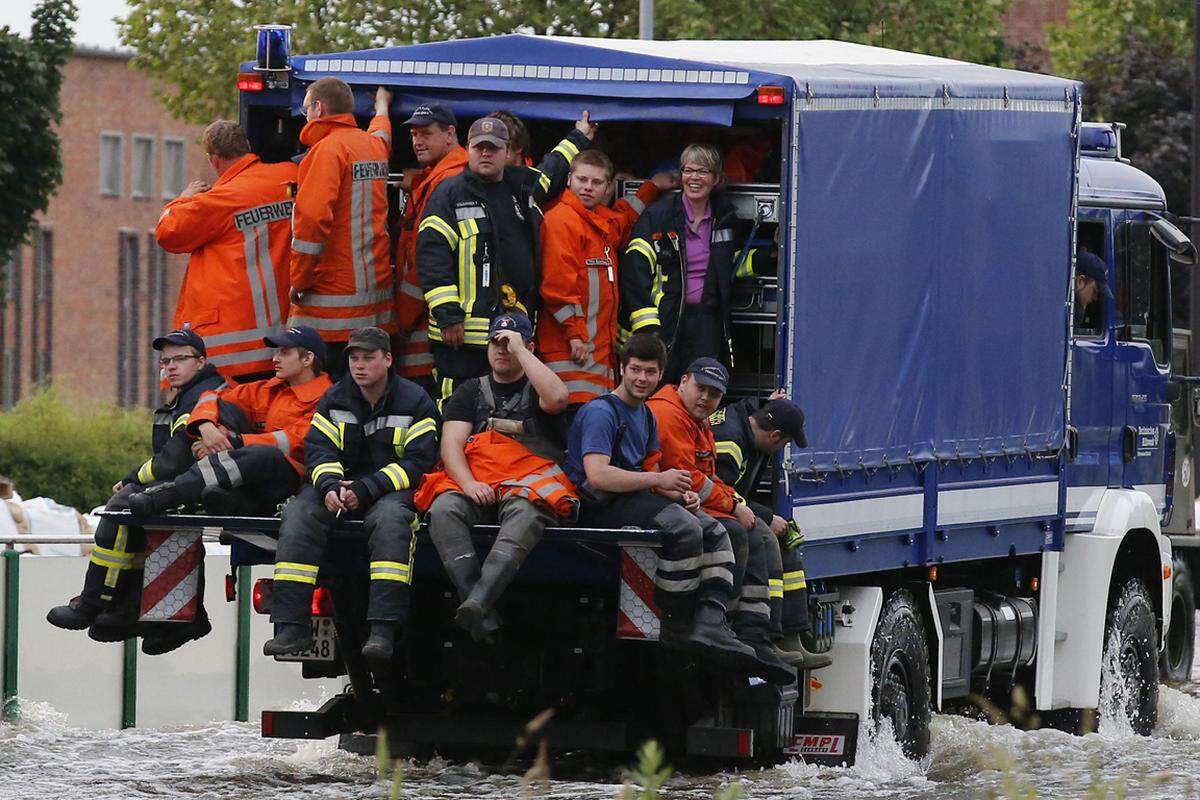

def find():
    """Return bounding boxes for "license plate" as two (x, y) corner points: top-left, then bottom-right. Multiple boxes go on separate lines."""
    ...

(275, 617), (336, 662)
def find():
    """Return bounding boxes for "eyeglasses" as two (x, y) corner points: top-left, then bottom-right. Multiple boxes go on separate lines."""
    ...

(680, 167), (713, 177)
(159, 355), (199, 367)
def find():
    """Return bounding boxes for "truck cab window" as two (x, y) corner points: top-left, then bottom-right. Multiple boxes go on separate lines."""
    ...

(1119, 219), (1171, 364)
(1074, 222), (1106, 336)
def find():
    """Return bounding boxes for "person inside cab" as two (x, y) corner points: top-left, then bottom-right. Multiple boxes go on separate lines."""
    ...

(47, 329), (225, 653)
(416, 313), (573, 643)
(414, 112), (596, 403)
(711, 392), (831, 670)
(565, 333), (766, 676)
(264, 327), (440, 661)
(1074, 250), (1112, 333)
(621, 144), (776, 384)
(647, 358), (795, 684)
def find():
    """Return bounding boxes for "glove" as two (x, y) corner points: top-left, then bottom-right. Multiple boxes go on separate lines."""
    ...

(784, 520), (805, 551)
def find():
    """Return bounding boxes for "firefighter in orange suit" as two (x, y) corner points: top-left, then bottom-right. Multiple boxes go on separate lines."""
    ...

(537, 149), (677, 408)
(157, 120), (297, 381)
(395, 104), (468, 396)
(415, 313), (574, 644)
(289, 78), (397, 374)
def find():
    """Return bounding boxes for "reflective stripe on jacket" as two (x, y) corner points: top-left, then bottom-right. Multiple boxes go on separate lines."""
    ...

(647, 384), (738, 518)
(289, 113), (397, 341)
(158, 154), (297, 377)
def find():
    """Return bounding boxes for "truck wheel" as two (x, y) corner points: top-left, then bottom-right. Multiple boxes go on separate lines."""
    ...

(1102, 578), (1159, 735)
(1160, 556), (1195, 682)
(870, 589), (931, 759)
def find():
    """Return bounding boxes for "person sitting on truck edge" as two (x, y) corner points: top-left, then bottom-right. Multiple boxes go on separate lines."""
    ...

(1074, 250), (1112, 332)
(537, 148), (678, 415)
(414, 112), (596, 403)
(157, 120), (297, 382)
(565, 333), (769, 677)
(647, 358), (795, 684)
(47, 329), (225, 640)
(710, 392), (832, 670)
(395, 104), (468, 399)
(416, 312), (575, 644)
(288, 79), (397, 376)
(620, 143), (776, 384)
(263, 327), (441, 661)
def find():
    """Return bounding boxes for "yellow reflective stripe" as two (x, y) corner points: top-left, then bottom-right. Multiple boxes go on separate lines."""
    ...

(136, 459), (155, 484)
(552, 137), (580, 163)
(532, 167), (551, 193)
(627, 238), (657, 267)
(715, 441), (743, 471)
(370, 560), (412, 584)
(783, 569), (807, 591)
(405, 417), (437, 444)
(274, 561), (319, 584)
(629, 306), (660, 331)
(381, 463), (410, 491)
(392, 425), (406, 457)
(311, 413), (343, 450)
(424, 284), (461, 310)
(418, 215), (459, 247)
(457, 219), (478, 315)
(768, 578), (784, 599)
(90, 545), (134, 570)
(310, 462), (345, 485)
(170, 413), (190, 434)
(734, 248), (758, 279)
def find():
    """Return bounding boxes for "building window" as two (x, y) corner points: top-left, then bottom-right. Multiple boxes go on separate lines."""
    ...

(1, 252), (20, 408)
(163, 138), (185, 199)
(118, 230), (141, 407)
(145, 235), (169, 406)
(100, 132), (123, 197)
(132, 135), (154, 199)
(30, 229), (53, 385)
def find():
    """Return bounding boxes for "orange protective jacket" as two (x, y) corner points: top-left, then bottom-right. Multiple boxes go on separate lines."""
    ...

(187, 374), (332, 474)
(536, 182), (660, 405)
(647, 385), (739, 519)
(414, 429), (578, 519)
(289, 113), (396, 341)
(395, 145), (468, 378)
(157, 154), (297, 378)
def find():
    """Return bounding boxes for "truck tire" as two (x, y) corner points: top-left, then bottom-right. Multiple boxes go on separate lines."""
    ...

(1160, 556), (1195, 682)
(1102, 577), (1159, 735)
(870, 589), (931, 759)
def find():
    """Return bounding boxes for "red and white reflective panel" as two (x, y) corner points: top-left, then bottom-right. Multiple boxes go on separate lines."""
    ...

(617, 545), (661, 640)
(139, 529), (203, 622)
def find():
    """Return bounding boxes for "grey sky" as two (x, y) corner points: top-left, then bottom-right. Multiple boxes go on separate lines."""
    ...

(0, 0), (129, 50)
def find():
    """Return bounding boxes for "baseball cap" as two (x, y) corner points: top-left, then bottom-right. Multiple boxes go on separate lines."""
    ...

(685, 357), (729, 394)
(264, 325), (327, 362)
(488, 312), (534, 341)
(761, 399), (808, 448)
(468, 117), (509, 148)
(1076, 251), (1114, 299)
(403, 104), (457, 128)
(152, 328), (206, 356)
(347, 326), (391, 354)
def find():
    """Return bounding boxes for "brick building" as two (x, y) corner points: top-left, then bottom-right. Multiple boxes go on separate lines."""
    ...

(0, 47), (208, 409)
(1003, 0), (1071, 72)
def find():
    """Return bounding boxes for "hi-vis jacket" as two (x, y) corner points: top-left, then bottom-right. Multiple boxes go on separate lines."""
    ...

(289, 112), (396, 341)
(620, 191), (775, 351)
(647, 385), (739, 519)
(710, 398), (774, 523)
(305, 374), (440, 504)
(187, 373), (332, 474)
(157, 154), (297, 377)
(414, 129), (590, 364)
(536, 181), (661, 405)
(395, 146), (468, 379)
(123, 363), (226, 487)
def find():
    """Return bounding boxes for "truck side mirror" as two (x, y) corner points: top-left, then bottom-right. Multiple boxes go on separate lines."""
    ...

(1151, 218), (1196, 265)
(1066, 425), (1079, 462)
(1166, 379), (1183, 404)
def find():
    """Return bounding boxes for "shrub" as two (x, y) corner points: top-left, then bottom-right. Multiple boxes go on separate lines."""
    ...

(0, 388), (150, 511)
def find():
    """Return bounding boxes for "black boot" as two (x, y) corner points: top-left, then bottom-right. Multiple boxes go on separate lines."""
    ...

(128, 483), (183, 518)
(687, 601), (760, 674)
(743, 635), (798, 685)
(361, 622), (396, 662)
(455, 550), (521, 644)
(444, 555), (503, 637)
(46, 596), (100, 630)
(142, 616), (213, 655)
(263, 621), (313, 656)
(200, 486), (257, 516)
(87, 595), (142, 642)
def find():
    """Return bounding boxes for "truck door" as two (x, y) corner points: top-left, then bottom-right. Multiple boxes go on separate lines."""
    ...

(1116, 213), (1172, 506)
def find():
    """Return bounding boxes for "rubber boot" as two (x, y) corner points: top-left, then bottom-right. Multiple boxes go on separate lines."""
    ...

(779, 632), (833, 670)
(88, 586), (143, 643)
(743, 635), (797, 685)
(455, 550), (521, 644)
(362, 622), (397, 662)
(687, 601), (761, 675)
(47, 596), (100, 630)
(263, 621), (313, 656)
(128, 483), (183, 518)
(659, 610), (694, 651)
(443, 555), (503, 639)
(142, 616), (213, 656)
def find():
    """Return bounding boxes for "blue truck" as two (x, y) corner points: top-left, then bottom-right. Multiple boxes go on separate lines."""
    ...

(112, 32), (1199, 767)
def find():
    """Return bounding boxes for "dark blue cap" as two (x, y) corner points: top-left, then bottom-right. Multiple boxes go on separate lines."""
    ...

(762, 399), (808, 448)
(153, 328), (206, 356)
(403, 104), (457, 128)
(264, 325), (327, 362)
(685, 357), (729, 394)
(1076, 251), (1114, 299)
(489, 313), (534, 341)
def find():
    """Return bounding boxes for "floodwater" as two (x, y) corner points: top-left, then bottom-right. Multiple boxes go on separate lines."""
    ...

(5, 648), (1200, 799)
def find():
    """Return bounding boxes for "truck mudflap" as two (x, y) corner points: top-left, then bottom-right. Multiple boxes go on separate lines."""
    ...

(783, 712), (860, 766)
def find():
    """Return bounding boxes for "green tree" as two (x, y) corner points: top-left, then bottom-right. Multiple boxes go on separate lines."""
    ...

(0, 0), (77, 269)
(119, 0), (1012, 126)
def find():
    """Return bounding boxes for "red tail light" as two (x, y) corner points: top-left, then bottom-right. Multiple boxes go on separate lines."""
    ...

(737, 730), (753, 756)
(252, 578), (273, 614)
(261, 710), (275, 736)
(757, 85), (785, 105)
(237, 72), (265, 92)
(225, 573), (237, 602)
(312, 586), (334, 617)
